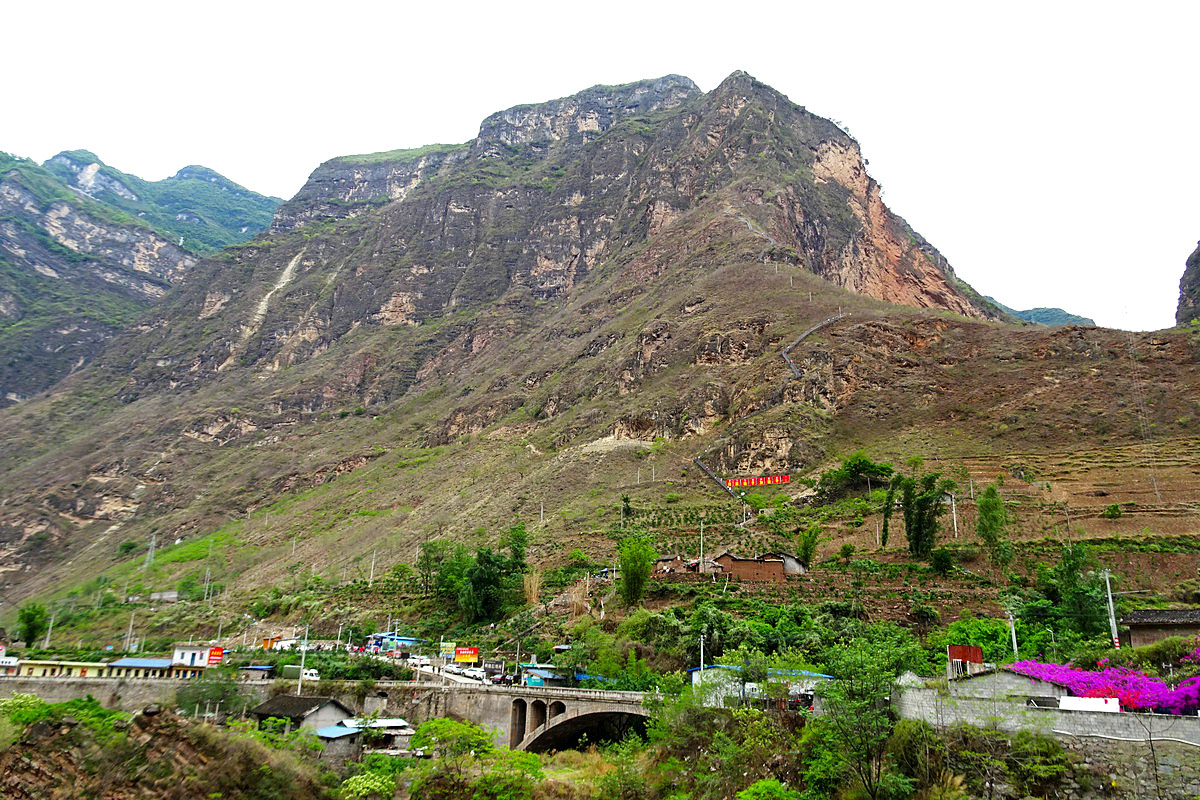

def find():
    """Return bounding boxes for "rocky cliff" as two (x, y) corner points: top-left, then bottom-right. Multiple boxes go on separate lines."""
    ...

(0, 152), (278, 404)
(1178, 241), (1199, 325)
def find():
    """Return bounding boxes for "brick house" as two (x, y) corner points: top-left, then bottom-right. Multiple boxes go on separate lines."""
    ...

(713, 552), (787, 583)
(1119, 608), (1200, 648)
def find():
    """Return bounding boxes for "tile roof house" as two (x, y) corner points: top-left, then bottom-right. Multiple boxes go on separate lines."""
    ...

(1119, 608), (1200, 648)
(251, 696), (355, 733)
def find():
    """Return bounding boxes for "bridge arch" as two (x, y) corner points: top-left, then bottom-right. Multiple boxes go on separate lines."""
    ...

(517, 707), (649, 752)
(509, 699), (528, 748)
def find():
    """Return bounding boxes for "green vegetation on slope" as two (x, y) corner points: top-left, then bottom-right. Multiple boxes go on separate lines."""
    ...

(42, 150), (281, 253)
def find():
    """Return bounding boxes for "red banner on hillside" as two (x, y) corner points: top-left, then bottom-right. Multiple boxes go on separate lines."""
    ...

(207, 646), (225, 666)
(454, 646), (479, 663)
(725, 475), (790, 488)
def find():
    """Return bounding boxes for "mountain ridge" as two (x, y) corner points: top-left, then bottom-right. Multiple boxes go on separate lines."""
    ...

(1, 72), (1195, 614)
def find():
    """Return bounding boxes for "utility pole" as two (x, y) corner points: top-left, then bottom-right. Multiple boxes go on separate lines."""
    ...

(296, 624), (310, 696)
(699, 633), (706, 675)
(1104, 569), (1121, 649)
(369, 549), (376, 587)
(216, 618), (224, 643)
(1006, 612), (1019, 659)
(143, 532), (156, 571)
(43, 608), (56, 648)
(336, 622), (343, 647)
(699, 519), (705, 574)
(951, 494), (958, 539)
(125, 611), (136, 652)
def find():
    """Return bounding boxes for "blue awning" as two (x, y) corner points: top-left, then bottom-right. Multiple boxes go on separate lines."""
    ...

(687, 664), (833, 679)
(524, 667), (564, 680)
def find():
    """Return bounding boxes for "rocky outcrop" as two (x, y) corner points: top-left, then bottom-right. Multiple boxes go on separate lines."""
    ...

(1178, 241), (1199, 325)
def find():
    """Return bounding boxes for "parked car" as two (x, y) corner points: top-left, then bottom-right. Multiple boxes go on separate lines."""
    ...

(463, 667), (487, 681)
(409, 655), (431, 667)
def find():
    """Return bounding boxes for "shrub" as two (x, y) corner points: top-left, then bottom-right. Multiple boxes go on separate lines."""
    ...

(1101, 504), (1122, 519)
(930, 548), (954, 575)
(736, 778), (800, 800)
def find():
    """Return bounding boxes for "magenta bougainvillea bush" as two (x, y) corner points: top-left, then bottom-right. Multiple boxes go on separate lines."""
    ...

(1009, 659), (1200, 714)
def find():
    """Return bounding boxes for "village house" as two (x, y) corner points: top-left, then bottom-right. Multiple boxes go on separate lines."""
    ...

(314, 723), (363, 763)
(16, 659), (110, 678)
(758, 551), (805, 575)
(652, 555), (689, 575)
(712, 552), (787, 583)
(172, 643), (215, 669)
(251, 696), (355, 734)
(1119, 608), (1200, 648)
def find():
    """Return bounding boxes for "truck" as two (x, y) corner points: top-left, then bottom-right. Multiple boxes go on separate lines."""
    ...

(280, 665), (320, 682)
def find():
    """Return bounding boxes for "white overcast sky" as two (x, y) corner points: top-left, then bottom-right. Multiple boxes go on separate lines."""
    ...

(5, 1), (1197, 330)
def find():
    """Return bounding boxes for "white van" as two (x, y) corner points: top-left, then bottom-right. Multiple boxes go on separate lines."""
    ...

(302, 668), (320, 682)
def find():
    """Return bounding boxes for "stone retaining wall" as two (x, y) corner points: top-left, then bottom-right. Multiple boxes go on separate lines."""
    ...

(894, 686), (1200, 746)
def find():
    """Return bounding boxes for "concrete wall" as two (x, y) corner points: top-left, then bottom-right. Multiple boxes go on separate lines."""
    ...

(949, 670), (1070, 699)
(0, 676), (269, 712)
(895, 686), (1200, 746)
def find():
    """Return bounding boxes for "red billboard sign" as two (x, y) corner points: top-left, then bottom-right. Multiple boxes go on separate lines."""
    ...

(454, 646), (479, 663)
(207, 646), (225, 666)
(725, 475), (790, 488)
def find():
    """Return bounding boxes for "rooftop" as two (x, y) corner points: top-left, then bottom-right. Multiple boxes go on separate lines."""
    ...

(688, 664), (834, 679)
(251, 695), (353, 720)
(1120, 608), (1200, 626)
(109, 658), (174, 669)
(315, 725), (362, 739)
(344, 717), (412, 729)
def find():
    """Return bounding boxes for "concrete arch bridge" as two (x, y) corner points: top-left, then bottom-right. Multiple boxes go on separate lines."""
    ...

(421, 684), (651, 751)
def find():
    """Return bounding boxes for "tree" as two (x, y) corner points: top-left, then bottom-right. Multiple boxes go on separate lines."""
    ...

(16, 603), (48, 647)
(882, 469), (957, 559)
(975, 484), (1013, 565)
(617, 535), (657, 606)
(796, 523), (820, 570)
(459, 548), (507, 622)
(502, 521), (528, 574)
(816, 639), (899, 800)
(417, 540), (449, 596)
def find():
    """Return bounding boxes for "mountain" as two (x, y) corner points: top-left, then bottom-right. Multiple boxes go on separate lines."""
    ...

(985, 296), (1095, 327)
(0, 152), (280, 403)
(1, 72), (1196, 612)
(1179, 241), (1199, 325)
(42, 151), (281, 254)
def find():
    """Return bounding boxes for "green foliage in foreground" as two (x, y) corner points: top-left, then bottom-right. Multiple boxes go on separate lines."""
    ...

(0, 693), (129, 747)
(407, 718), (542, 800)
